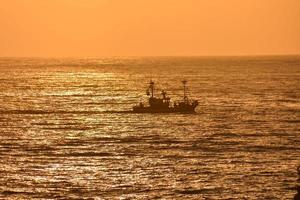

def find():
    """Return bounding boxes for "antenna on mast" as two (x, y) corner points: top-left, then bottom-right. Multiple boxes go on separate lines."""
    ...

(182, 80), (188, 102)
(149, 80), (154, 98)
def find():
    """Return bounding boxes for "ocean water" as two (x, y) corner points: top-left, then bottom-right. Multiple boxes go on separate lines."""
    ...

(0, 56), (299, 199)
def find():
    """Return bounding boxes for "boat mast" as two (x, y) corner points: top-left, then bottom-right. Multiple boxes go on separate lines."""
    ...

(149, 80), (154, 98)
(182, 80), (187, 102)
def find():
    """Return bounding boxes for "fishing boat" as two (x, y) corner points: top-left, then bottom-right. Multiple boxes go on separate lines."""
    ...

(132, 80), (198, 113)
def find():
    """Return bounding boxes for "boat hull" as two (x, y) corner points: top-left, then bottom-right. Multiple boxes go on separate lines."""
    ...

(132, 106), (197, 113)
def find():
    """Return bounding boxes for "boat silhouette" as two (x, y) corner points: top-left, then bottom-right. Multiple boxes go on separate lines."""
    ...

(132, 80), (198, 113)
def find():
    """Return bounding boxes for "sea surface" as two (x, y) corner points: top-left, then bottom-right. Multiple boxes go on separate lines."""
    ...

(0, 56), (299, 199)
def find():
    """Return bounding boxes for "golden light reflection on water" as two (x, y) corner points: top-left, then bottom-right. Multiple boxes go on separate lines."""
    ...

(0, 57), (299, 199)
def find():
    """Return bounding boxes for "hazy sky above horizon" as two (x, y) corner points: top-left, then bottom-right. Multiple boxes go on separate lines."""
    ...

(0, 0), (300, 57)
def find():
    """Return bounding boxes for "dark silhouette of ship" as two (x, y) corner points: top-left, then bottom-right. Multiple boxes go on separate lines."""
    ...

(132, 80), (198, 113)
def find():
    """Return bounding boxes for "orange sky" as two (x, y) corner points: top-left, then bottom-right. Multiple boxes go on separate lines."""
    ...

(0, 0), (300, 57)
